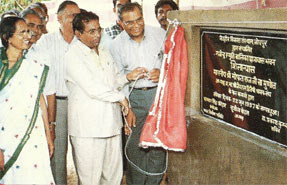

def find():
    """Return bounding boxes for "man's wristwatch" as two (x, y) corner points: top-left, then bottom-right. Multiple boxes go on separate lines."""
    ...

(49, 122), (56, 126)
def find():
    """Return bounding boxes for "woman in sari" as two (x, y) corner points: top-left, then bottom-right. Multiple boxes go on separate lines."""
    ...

(0, 16), (55, 184)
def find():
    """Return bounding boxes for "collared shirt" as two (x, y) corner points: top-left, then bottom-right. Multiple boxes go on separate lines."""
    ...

(100, 31), (113, 50)
(104, 23), (122, 40)
(33, 29), (77, 96)
(110, 25), (166, 88)
(65, 39), (128, 137)
(26, 44), (56, 96)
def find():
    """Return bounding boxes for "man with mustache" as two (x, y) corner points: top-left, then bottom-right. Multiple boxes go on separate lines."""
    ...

(21, 9), (43, 43)
(28, 2), (49, 34)
(65, 11), (132, 184)
(155, 0), (179, 31)
(21, 8), (57, 144)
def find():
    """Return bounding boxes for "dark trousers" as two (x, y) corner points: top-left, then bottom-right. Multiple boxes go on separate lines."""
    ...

(126, 88), (166, 185)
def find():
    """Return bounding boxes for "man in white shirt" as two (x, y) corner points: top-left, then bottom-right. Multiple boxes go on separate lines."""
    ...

(65, 11), (130, 185)
(33, 1), (80, 184)
(21, 8), (57, 141)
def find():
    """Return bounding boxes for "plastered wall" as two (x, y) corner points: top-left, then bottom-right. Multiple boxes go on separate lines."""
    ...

(167, 8), (287, 185)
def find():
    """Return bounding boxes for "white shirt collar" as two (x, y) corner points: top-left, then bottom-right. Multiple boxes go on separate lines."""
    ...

(75, 39), (104, 57)
(57, 29), (78, 45)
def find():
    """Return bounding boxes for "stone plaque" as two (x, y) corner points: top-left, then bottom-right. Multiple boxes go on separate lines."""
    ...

(201, 28), (287, 146)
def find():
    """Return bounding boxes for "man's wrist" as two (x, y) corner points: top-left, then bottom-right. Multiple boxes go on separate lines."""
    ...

(49, 121), (56, 126)
(126, 73), (131, 81)
(48, 124), (55, 131)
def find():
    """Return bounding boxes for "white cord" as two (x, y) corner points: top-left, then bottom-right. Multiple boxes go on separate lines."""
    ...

(123, 74), (168, 176)
(121, 21), (183, 176)
(127, 73), (148, 95)
(123, 115), (168, 176)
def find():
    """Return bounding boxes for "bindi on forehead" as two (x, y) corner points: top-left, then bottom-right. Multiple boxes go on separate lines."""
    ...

(15, 23), (29, 34)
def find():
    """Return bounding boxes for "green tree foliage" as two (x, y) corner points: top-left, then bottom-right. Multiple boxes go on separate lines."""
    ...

(0, 0), (46, 15)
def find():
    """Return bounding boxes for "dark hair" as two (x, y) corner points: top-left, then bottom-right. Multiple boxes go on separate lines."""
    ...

(0, 9), (20, 20)
(155, 0), (179, 16)
(57, 1), (78, 14)
(80, 8), (88, 14)
(113, 0), (131, 8)
(20, 8), (43, 23)
(118, 2), (142, 21)
(72, 11), (99, 33)
(0, 17), (25, 48)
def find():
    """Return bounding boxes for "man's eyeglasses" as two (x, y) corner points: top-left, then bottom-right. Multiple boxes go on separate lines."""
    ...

(27, 23), (44, 30)
(122, 17), (144, 26)
(83, 27), (102, 36)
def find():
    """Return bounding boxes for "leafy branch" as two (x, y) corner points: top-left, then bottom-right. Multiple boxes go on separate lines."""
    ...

(0, 0), (47, 15)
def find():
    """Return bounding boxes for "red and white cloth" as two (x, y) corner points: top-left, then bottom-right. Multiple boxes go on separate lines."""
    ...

(139, 25), (188, 151)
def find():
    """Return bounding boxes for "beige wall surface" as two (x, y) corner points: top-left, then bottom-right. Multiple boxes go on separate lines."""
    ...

(167, 8), (287, 185)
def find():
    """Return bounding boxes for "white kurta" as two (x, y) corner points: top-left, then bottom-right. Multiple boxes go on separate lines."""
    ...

(65, 39), (128, 185)
(65, 39), (128, 138)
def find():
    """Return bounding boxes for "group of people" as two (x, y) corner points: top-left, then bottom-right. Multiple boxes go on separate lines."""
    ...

(0, 0), (179, 184)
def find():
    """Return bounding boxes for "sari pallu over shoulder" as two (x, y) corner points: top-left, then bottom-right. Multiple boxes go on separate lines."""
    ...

(0, 47), (27, 91)
(0, 51), (49, 179)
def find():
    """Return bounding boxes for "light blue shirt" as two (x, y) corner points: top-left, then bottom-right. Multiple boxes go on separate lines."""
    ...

(109, 25), (166, 88)
(100, 31), (112, 50)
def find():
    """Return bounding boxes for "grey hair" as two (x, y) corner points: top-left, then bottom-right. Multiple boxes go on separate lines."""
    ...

(118, 2), (143, 21)
(20, 8), (44, 24)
